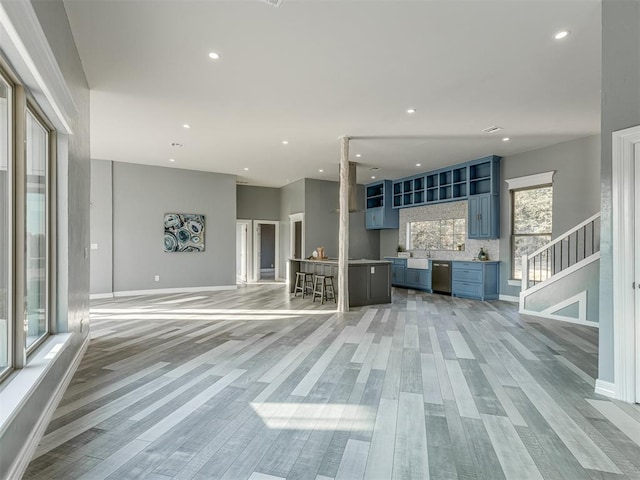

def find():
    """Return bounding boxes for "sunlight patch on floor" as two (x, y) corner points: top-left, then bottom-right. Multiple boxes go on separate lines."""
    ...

(250, 402), (374, 431)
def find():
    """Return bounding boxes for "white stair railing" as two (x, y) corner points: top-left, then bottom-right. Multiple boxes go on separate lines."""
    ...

(521, 213), (600, 291)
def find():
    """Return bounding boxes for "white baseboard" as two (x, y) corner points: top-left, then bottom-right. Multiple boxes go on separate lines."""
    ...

(499, 294), (519, 303)
(595, 379), (617, 399)
(7, 333), (90, 479)
(90, 292), (114, 300)
(519, 308), (599, 328)
(113, 285), (237, 297)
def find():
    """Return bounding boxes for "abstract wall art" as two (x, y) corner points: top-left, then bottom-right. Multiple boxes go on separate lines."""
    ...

(163, 213), (205, 252)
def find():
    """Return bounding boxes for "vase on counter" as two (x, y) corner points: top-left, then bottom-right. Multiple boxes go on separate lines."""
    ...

(478, 247), (488, 261)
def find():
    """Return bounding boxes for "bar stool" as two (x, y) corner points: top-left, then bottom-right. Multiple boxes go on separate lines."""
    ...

(312, 275), (336, 304)
(294, 271), (314, 298)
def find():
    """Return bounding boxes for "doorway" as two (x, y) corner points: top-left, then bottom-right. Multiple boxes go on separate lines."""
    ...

(236, 220), (251, 283)
(253, 220), (280, 282)
(610, 125), (640, 403)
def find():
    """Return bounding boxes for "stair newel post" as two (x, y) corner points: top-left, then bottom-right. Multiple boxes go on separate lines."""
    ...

(521, 254), (529, 290)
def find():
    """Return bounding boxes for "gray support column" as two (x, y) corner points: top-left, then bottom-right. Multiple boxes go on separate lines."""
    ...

(338, 136), (349, 312)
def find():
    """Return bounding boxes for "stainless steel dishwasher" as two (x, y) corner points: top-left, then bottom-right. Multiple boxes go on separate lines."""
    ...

(431, 261), (452, 295)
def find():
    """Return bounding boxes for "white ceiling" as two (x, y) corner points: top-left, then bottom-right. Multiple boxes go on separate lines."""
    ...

(63, 0), (601, 187)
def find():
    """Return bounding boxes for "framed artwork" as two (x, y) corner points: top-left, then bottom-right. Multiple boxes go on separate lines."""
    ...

(163, 213), (205, 252)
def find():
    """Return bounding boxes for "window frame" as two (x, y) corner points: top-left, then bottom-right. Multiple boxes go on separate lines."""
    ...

(0, 55), (57, 378)
(509, 181), (554, 281)
(23, 103), (54, 356)
(406, 217), (467, 251)
(0, 68), (14, 382)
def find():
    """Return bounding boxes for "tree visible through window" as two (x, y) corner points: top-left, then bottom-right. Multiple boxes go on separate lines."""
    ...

(512, 186), (553, 280)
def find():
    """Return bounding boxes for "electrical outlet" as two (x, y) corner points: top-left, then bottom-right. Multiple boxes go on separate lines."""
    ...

(155, 275), (160, 282)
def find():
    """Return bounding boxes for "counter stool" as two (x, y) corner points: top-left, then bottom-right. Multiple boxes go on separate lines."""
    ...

(294, 272), (314, 298)
(312, 275), (336, 305)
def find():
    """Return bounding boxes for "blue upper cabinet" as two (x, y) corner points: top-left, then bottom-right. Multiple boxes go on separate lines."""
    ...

(391, 155), (500, 208)
(468, 193), (499, 239)
(365, 180), (399, 230)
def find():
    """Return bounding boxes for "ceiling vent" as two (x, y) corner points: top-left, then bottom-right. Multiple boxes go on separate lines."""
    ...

(259, 0), (284, 7)
(482, 126), (503, 134)
(170, 142), (183, 148)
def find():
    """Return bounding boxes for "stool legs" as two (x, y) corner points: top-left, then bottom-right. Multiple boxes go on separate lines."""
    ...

(312, 275), (336, 304)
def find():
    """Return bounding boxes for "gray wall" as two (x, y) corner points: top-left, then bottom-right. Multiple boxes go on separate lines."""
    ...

(112, 162), (236, 291)
(237, 185), (280, 220)
(0, 1), (91, 478)
(90, 159), (112, 294)
(380, 229), (399, 259)
(499, 135), (601, 297)
(599, 0), (640, 383)
(304, 179), (379, 260)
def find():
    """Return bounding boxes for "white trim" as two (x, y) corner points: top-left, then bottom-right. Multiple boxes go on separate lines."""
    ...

(541, 290), (587, 321)
(612, 125), (640, 403)
(90, 293), (114, 300)
(520, 252), (600, 299)
(253, 220), (280, 282)
(2, 333), (89, 480)
(519, 308), (599, 328)
(508, 279), (522, 288)
(0, 2), (76, 133)
(289, 212), (304, 286)
(113, 285), (237, 297)
(505, 171), (555, 191)
(499, 294), (519, 303)
(236, 219), (252, 283)
(595, 379), (617, 399)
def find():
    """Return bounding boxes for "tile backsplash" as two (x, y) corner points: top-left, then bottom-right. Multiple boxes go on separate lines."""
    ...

(398, 200), (499, 261)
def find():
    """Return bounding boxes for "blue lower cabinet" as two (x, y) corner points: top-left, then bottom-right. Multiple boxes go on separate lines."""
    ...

(405, 268), (431, 290)
(385, 257), (431, 291)
(391, 264), (406, 285)
(451, 261), (499, 300)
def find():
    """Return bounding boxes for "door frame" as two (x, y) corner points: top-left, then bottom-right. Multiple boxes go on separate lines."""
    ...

(289, 212), (304, 259)
(288, 213), (304, 286)
(236, 219), (252, 283)
(253, 220), (280, 282)
(610, 125), (640, 403)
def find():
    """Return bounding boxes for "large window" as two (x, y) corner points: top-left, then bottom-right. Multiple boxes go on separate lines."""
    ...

(0, 75), (10, 375)
(0, 63), (54, 382)
(511, 185), (553, 280)
(25, 110), (49, 349)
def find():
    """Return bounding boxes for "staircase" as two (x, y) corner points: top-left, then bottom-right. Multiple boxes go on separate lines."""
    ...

(519, 213), (600, 326)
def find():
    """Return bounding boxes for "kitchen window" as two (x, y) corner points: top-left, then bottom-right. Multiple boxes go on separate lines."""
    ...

(408, 218), (466, 251)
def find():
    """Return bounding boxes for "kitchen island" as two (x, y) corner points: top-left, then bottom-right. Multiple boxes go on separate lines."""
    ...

(288, 258), (392, 307)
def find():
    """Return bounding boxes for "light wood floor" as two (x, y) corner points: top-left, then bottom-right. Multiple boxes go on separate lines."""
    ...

(25, 284), (640, 480)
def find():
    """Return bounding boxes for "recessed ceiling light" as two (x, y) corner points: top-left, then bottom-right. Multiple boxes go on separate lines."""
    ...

(183, 124), (191, 129)
(371, 176), (376, 179)
(208, 52), (221, 60)
(169, 158), (175, 162)
(356, 154), (362, 158)
(244, 167), (249, 171)
(282, 140), (289, 145)
(416, 163), (421, 167)
(554, 30), (570, 40)
(407, 108), (417, 114)
(502, 137), (510, 142)
(318, 169), (324, 173)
